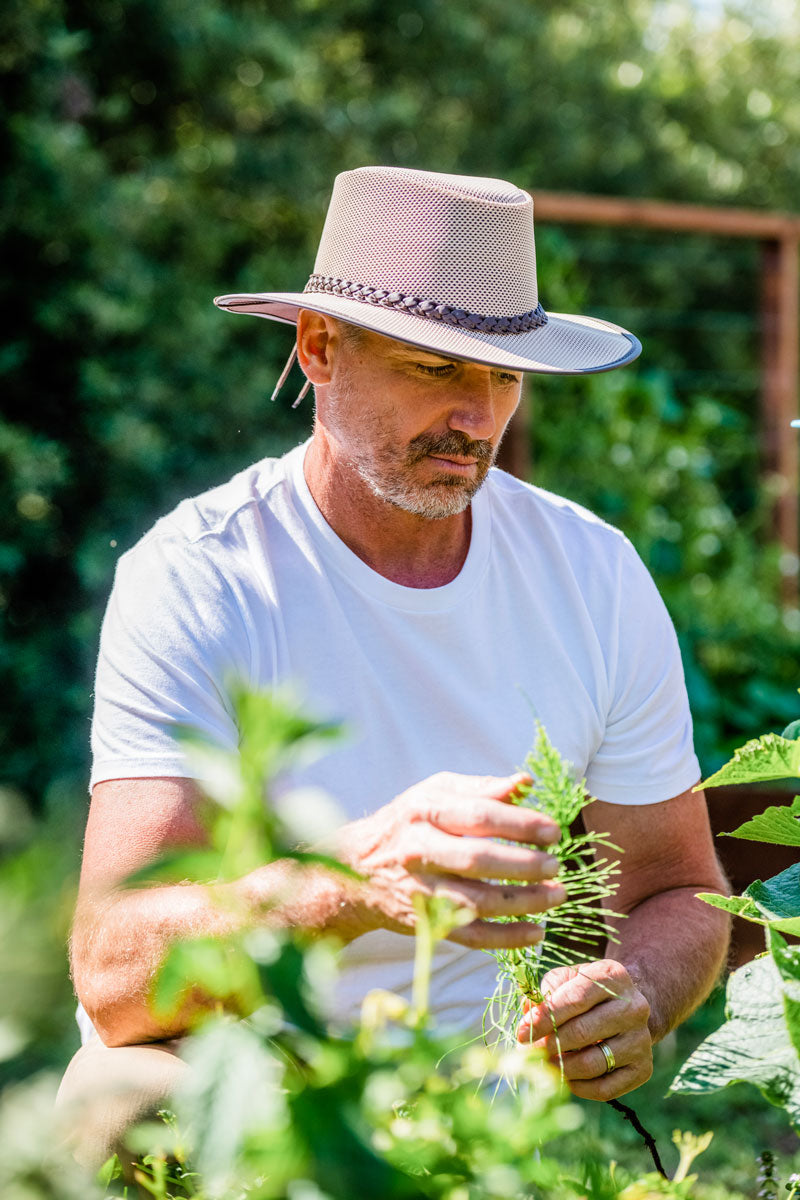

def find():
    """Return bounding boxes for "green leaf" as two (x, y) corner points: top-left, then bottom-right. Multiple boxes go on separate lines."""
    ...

(695, 892), (761, 920)
(699, 866), (800, 934)
(745, 864), (800, 934)
(699, 734), (800, 789)
(152, 936), (263, 1020)
(174, 1017), (287, 1198)
(283, 849), (362, 880)
(123, 848), (225, 887)
(670, 953), (800, 1131)
(771, 930), (800, 1059)
(721, 795), (800, 847)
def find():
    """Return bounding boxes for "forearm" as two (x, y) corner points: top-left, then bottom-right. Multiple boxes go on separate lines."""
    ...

(72, 860), (359, 1047)
(604, 885), (731, 1043)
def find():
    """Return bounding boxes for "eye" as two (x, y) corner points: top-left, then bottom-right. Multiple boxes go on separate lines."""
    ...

(415, 362), (456, 377)
(495, 371), (522, 386)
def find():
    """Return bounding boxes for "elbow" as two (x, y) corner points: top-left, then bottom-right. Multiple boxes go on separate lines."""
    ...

(70, 930), (153, 1048)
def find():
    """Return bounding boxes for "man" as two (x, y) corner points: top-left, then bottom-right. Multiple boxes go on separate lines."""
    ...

(60, 166), (729, 1160)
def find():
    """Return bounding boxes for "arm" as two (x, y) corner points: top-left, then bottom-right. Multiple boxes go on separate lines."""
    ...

(517, 784), (731, 1099)
(72, 772), (567, 1047)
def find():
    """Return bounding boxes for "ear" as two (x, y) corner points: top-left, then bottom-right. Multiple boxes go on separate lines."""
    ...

(296, 309), (341, 385)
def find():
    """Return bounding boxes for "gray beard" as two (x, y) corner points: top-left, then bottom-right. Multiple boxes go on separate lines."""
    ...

(356, 430), (496, 520)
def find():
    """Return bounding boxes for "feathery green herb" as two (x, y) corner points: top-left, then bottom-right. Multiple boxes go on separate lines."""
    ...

(484, 721), (625, 1047)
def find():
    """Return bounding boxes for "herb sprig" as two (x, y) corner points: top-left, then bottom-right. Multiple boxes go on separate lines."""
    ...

(484, 721), (626, 1047)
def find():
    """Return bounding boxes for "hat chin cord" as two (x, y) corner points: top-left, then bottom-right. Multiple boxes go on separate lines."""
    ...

(271, 344), (312, 408)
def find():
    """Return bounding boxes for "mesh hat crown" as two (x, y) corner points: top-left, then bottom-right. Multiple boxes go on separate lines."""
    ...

(214, 166), (641, 375)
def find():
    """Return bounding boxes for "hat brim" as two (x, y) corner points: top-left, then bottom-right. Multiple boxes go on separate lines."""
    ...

(213, 292), (641, 375)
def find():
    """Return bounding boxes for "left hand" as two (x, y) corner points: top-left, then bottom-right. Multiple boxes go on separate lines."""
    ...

(516, 959), (653, 1100)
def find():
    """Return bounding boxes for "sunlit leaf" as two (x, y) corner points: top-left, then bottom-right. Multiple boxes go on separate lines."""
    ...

(695, 892), (761, 920)
(152, 936), (263, 1020)
(174, 1017), (287, 1198)
(699, 734), (800, 789)
(123, 849), (224, 888)
(721, 795), (800, 846)
(746, 865), (800, 934)
(670, 952), (800, 1131)
(771, 930), (800, 1060)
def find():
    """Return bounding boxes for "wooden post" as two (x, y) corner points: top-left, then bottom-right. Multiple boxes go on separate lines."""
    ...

(761, 235), (800, 603)
(530, 191), (800, 600)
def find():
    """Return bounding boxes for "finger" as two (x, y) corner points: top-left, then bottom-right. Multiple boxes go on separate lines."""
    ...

(522, 989), (651, 1053)
(401, 825), (562, 882)
(418, 775), (561, 844)
(565, 1062), (651, 1102)
(447, 918), (546, 951)
(550, 1030), (646, 1081)
(523, 961), (635, 1037)
(431, 877), (567, 919)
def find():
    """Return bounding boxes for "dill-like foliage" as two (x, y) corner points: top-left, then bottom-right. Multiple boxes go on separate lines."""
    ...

(484, 721), (625, 1048)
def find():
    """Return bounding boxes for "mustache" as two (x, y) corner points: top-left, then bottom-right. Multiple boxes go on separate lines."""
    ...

(406, 430), (495, 466)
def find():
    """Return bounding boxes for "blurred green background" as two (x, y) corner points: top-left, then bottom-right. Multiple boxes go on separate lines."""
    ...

(4, 0), (800, 817)
(2, 0), (800, 1159)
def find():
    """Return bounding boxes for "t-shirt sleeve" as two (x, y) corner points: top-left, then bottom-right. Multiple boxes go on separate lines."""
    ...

(584, 538), (701, 806)
(90, 530), (255, 789)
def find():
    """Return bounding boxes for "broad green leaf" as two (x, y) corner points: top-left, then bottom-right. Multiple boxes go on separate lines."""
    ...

(174, 1018), (287, 1198)
(670, 952), (800, 1131)
(284, 849), (362, 880)
(695, 892), (761, 920)
(152, 936), (263, 1020)
(771, 930), (800, 1059)
(746, 864), (800, 935)
(123, 848), (224, 888)
(721, 795), (800, 847)
(700, 866), (800, 934)
(699, 734), (800, 789)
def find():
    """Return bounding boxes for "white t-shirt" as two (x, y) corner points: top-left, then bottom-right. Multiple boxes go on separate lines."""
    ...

(89, 440), (700, 1036)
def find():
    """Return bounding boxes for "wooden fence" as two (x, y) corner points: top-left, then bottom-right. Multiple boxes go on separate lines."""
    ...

(498, 191), (800, 600)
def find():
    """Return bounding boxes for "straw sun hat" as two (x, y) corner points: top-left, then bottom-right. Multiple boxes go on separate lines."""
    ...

(214, 166), (641, 392)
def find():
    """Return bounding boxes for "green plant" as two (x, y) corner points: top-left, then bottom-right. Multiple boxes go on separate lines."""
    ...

(99, 691), (716, 1200)
(483, 721), (624, 1048)
(670, 718), (800, 1146)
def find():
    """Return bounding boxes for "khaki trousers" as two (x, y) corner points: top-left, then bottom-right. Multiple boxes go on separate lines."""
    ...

(56, 1035), (187, 1169)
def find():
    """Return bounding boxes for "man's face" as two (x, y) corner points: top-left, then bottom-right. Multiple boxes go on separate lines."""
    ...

(318, 325), (523, 520)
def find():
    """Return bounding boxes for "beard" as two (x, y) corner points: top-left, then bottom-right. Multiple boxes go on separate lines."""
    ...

(355, 428), (497, 519)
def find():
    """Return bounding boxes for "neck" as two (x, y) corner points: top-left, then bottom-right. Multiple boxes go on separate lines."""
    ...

(303, 431), (472, 588)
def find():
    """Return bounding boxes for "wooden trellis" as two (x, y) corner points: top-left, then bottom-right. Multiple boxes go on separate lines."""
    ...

(498, 192), (800, 601)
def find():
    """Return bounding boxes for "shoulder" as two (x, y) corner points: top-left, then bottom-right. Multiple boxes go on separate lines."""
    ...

(486, 466), (632, 560)
(149, 444), (301, 548)
(116, 445), (302, 582)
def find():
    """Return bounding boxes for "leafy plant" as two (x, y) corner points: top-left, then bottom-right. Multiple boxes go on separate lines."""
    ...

(483, 721), (625, 1049)
(98, 691), (715, 1200)
(671, 716), (800, 1140)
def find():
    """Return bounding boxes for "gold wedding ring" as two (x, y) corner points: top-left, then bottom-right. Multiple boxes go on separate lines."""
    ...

(597, 1040), (616, 1074)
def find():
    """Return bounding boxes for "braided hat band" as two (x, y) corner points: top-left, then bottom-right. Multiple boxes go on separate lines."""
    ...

(303, 274), (548, 335)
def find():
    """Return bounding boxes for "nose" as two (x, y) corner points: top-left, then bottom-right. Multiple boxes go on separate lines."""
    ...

(446, 369), (500, 441)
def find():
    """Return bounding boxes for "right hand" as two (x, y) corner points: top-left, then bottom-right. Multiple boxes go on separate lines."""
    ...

(333, 771), (566, 949)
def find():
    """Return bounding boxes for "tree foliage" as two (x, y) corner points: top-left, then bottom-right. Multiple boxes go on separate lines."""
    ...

(3, 0), (800, 803)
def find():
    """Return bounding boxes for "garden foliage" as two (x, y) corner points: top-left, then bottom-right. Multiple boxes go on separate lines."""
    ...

(99, 692), (718, 1200)
(4, 0), (800, 810)
(671, 718), (800, 1134)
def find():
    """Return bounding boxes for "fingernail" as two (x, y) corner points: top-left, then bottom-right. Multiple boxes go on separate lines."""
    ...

(549, 883), (567, 904)
(542, 856), (560, 877)
(540, 824), (561, 845)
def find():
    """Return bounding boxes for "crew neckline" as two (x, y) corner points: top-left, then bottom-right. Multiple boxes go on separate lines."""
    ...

(286, 441), (492, 613)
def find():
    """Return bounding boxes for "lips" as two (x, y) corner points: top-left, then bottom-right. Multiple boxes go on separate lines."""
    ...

(427, 455), (478, 474)
(407, 432), (493, 469)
